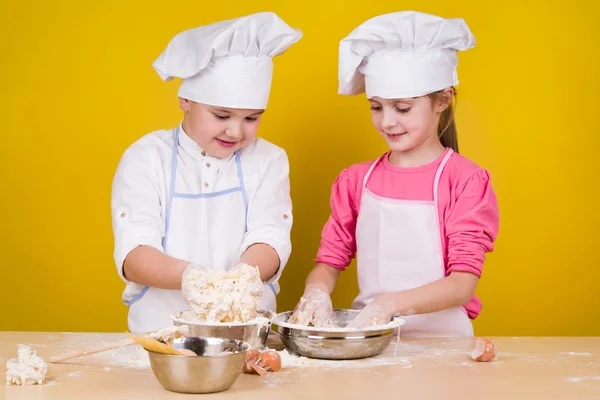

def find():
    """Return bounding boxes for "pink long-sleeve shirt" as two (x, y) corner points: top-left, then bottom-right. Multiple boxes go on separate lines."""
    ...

(316, 148), (499, 319)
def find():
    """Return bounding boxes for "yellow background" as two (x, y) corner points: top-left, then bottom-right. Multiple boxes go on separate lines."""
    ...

(1, 0), (598, 336)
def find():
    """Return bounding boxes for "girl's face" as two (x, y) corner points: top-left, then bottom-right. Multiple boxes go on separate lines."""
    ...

(180, 98), (264, 159)
(369, 90), (450, 155)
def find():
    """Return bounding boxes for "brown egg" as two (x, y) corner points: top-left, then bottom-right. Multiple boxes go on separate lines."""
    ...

(471, 337), (497, 362)
(259, 350), (282, 372)
(243, 349), (260, 373)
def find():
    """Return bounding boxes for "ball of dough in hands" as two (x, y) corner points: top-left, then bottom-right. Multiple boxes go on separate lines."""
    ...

(182, 263), (263, 323)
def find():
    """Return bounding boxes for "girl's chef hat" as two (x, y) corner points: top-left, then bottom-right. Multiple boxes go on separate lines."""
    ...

(338, 11), (475, 99)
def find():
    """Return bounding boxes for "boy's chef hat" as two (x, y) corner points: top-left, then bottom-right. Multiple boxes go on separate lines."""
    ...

(338, 11), (475, 99)
(153, 12), (302, 109)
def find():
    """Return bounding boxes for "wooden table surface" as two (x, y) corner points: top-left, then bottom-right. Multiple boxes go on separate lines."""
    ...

(2, 332), (599, 399)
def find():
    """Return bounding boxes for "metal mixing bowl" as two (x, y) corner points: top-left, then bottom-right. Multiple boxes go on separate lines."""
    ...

(170, 309), (274, 349)
(272, 309), (405, 360)
(147, 337), (250, 394)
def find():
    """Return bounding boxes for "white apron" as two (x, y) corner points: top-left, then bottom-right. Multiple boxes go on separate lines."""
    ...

(126, 127), (277, 333)
(353, 149), (473, 336)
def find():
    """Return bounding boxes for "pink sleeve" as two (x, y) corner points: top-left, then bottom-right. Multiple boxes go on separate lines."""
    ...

(445, 169), (499, 277)
(315, 169), (359, 271)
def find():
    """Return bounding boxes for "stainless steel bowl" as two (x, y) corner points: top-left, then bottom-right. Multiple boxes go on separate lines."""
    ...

(170, 309), (274, 349)
(147, 337), (250, 394)
(272, 309), (405, 360)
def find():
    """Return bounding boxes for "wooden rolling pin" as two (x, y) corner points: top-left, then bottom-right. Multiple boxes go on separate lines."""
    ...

(49, 338), (135, 363)
(50, 334), (194, 362)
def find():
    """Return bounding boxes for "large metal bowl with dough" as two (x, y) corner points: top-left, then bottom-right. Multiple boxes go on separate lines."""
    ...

(170, 309), (274, 349)
(272, 309), (405, 360)
(147, 337), (250, 394)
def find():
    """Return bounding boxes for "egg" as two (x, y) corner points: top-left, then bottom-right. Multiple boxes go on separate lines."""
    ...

(260, 350), (282, 372)
(243, 349), (283, 375)
(471, 337), (497, 362)
(243, 349), (260, 373)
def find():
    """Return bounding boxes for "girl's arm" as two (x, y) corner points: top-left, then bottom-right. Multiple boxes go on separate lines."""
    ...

(291, 167), (360, 326)
(392, 272), (479, 315)
(348, 272), (478, 327)
(304, 262), (341, 294)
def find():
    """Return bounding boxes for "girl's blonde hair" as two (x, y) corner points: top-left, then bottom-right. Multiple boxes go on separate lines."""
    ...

(428, 88), (458, 152)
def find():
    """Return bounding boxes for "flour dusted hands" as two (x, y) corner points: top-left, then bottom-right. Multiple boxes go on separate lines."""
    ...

(181, 263), (207, 305)
(347, 294), (397, 329)
(288, 285), (333, 327)
(181, 263), (263, 323)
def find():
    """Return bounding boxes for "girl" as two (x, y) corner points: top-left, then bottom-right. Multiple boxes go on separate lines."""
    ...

(111, 12), (302, 333)
(291, 11), (499, 336)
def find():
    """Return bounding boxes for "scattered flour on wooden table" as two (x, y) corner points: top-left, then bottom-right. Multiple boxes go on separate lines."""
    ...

(566, 377), (600, 383)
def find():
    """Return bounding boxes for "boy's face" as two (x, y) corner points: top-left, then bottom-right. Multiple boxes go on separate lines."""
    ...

(180, 98), (264, 159)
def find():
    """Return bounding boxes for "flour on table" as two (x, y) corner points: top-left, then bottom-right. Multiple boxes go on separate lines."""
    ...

(88, 347), (150, 370)
(272, 348), (413, 370)
(566, 376), (600, 383)
(5, 345), (48, 386)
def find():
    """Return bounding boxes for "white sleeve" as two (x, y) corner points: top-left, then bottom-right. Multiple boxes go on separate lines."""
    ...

(240, 149), (293, 284)
(111, 144), (165, 283)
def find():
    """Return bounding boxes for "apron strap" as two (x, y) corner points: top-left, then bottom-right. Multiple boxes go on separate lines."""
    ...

(432, 148), (454, 278)
(234, 150), (249, 225)
(163, 126), (181, 250)
(433, 148), (454, 206)
(362, 153), (387, 190)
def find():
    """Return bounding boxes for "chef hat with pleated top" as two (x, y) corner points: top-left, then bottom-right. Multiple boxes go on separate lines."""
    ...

(152, 12), (302, 109)
(338, 11), (475, 99)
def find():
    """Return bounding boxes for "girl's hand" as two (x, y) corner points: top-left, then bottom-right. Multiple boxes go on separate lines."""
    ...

(289, 285), (333, 327)
(347, 293), (398, 328)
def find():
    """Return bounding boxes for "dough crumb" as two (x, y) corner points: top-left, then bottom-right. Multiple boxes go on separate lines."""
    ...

(147, 325), (189, 344)
(6, 345), (48, 386)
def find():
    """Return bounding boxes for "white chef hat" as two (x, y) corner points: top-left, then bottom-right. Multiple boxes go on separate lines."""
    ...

(152, 12), (302, 109)
(338, 11), (475, 99)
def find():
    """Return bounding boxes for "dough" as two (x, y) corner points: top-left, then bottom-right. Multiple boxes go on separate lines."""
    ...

(182, 263), (263, 323)
(148, 325), (189, 344)
(6, 345), (48, 386)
